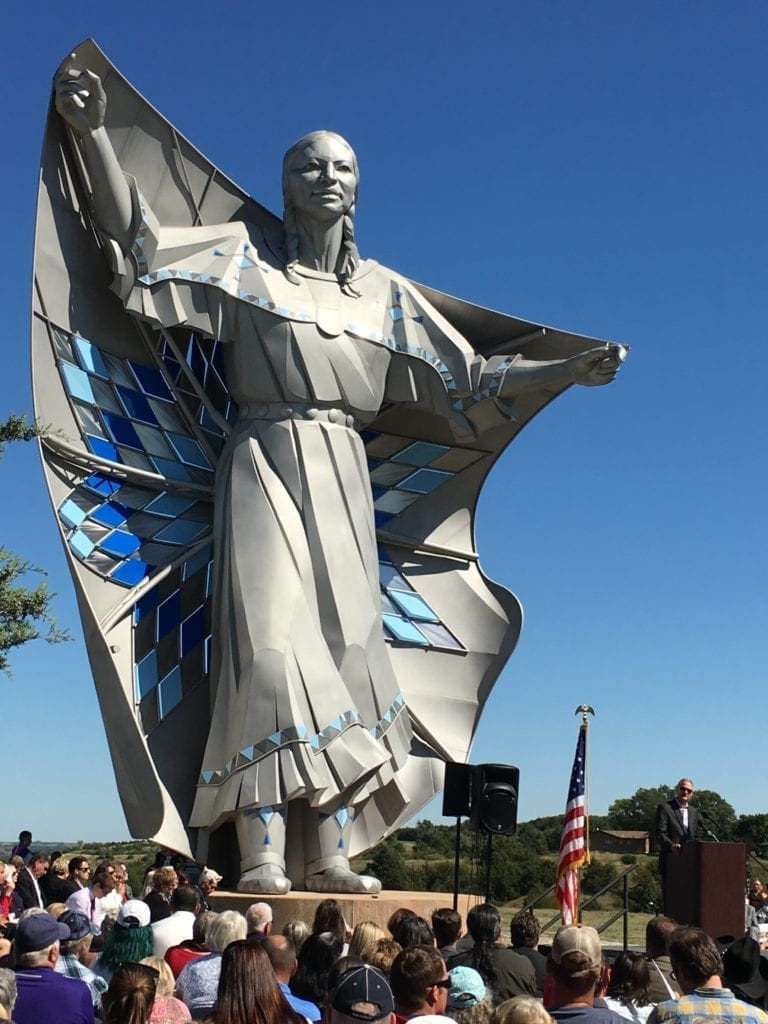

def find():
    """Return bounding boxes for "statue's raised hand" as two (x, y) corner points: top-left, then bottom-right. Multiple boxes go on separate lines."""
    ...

(567, 343), (628, 386)
(54, 58), (106, 135)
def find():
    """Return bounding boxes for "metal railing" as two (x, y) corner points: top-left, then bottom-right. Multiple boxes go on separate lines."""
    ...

(522, 863), (638, 950)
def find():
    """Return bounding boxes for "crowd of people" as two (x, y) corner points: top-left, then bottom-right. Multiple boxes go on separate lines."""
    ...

(1, 831), (768, 1024)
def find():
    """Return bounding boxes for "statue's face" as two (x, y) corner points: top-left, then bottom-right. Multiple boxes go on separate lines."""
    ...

(287, 135), (357, 223)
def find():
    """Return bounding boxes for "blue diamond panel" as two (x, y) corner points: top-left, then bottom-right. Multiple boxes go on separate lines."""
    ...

(133, 546), (214, 730)
(56, 469), (212, 589)
(378, 549), (463, 651)
(54, 328), (218, 485)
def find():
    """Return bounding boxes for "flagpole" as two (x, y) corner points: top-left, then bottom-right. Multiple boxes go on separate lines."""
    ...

(556, 705), (594, 926)
(576, 704), (594, 923)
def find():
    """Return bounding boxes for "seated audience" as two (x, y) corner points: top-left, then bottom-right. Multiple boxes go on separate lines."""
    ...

(602, 951), (654, 1023)
(390, 944), (452, 1022)
(649, 925), (768, 1024)
(165, 909), (216, 979)
(448, 905), (536, 1005)
(0, 968), (17, 1021)
(328, 963), (396, 1024)
(433, 909), (463, 962)
(66, 869), (116, 930)
(266, 934), (322, 1021)
(151, 886), (200, 958)
(12, 911), (94, 1024)
(246, 901), (273, 941)
(493, 996), (554, 1024)
(394, 916), (435, 950)
(15, 854), (48, 911)
(0, 864), (22, 923)
(140, 955), (191, 1022)
(55, 908), (108, 1011)
(721, 936), (768, 1010)
(92, 899), (154, 986)
(546, 924), (624, 1024)
(447, 965), (492, 1024)
(312, 899), (350, 946)
(41, 856), (77, 904)
(176, 909), (247, 1018)
(350, 922), (388, 963)
(644, 917), (681, 1004)
(369, 939), (403, 978)
(509, 910), (547, 998)
(198, 867), (222, 911)
(102, 961), (157, 1024)
(290, 931), (344, 1008)
(388, 909), (416, 939)
(283, 919), (311, 955)
(144, 868), (178, 924)
(210, 938), (307, 1024)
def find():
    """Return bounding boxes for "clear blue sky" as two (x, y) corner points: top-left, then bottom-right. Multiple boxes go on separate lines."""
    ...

(2, 1), (766, 842)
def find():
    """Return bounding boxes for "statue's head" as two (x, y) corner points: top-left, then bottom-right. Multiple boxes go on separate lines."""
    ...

(281, 131), (360, 288)
(282, 130), (359, 220)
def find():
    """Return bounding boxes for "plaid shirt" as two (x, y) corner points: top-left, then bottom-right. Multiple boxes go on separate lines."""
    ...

(650, 987), (768, 1024)
(55, 952), (109, 1006)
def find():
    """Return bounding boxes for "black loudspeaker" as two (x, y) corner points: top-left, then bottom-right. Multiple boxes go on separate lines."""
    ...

(442, 762), (475, 817)
(471, 764), (519, 835)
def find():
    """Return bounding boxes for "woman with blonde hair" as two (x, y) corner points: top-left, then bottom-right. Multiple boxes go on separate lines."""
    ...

(348, 921), (387, 962)
(493, 996), (554, 1024)
(368, 938), (402, 978)
(177, 910), (247, 1018)
(140, 956), (191, 1022)
(282, 919), (311, 955)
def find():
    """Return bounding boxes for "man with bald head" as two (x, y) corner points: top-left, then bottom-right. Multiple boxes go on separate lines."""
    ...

(656, 779), (700, 911)
(265, 935), (321, 1021)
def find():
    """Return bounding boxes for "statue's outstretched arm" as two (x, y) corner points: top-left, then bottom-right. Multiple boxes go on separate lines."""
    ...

(54, 57), (133, 248)
(498, 342), (628, 397)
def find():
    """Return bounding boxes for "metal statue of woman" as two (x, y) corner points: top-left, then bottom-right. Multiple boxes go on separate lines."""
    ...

(39, 42), (627, 894)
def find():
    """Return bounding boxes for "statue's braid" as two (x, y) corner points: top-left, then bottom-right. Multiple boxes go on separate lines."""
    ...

(283, 201), (301, 284)
(338, 206), (361, 296)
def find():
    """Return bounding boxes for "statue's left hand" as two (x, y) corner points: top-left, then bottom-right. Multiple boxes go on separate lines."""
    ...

(567, 343), (628, 386)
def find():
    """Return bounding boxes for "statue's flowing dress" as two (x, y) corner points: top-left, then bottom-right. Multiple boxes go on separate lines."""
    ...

(115, 185), (516, 830)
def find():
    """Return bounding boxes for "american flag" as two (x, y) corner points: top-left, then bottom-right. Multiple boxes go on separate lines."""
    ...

(556, 722), (588, 924)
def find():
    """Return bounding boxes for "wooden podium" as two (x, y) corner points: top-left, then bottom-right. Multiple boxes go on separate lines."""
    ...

(666, 841), (745, 938)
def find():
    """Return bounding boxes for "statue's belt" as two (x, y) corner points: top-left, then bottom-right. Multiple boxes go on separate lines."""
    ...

(237, 402), (357, 427)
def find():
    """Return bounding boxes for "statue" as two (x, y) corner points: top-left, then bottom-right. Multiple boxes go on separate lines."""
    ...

(33, 40), (627, 894)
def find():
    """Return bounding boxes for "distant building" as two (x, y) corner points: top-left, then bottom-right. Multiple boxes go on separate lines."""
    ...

(590, 829), (650, 854)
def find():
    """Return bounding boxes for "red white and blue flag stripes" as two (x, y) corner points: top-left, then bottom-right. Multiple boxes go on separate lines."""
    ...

(556, 721), (589, 925)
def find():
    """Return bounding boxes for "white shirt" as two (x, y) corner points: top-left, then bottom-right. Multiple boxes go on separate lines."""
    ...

(151, 909), (196, 957)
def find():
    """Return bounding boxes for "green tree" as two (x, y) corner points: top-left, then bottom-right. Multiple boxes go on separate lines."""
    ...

(581, 858), (617, 895)
(626, 861), (662, 913)
(365, 838), (410, 889)
(694, 790), (737, 840)
(607, 785), (671, 834)
(735, 814), (768, 846)
(0, 415), (69, 673)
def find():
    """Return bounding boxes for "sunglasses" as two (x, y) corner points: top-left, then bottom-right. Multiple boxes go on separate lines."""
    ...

(679, 787), (692, 794)
(431, 979), (451, 990)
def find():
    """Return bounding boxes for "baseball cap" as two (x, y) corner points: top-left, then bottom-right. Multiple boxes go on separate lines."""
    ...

(15, 912), (70, 954)
(330, 964), (395, 1021)
(448, 966), (486, 1008)
(117, 899), (151, 928)
(550, 924), (602, 969)
(58, 909), (93, 941)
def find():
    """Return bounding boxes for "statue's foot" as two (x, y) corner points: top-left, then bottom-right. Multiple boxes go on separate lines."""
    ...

(304, 866), (382, 894)
(236, 863), (291, 895)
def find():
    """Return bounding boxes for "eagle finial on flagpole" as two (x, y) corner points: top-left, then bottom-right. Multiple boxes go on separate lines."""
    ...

(575, 705), (595, 725)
